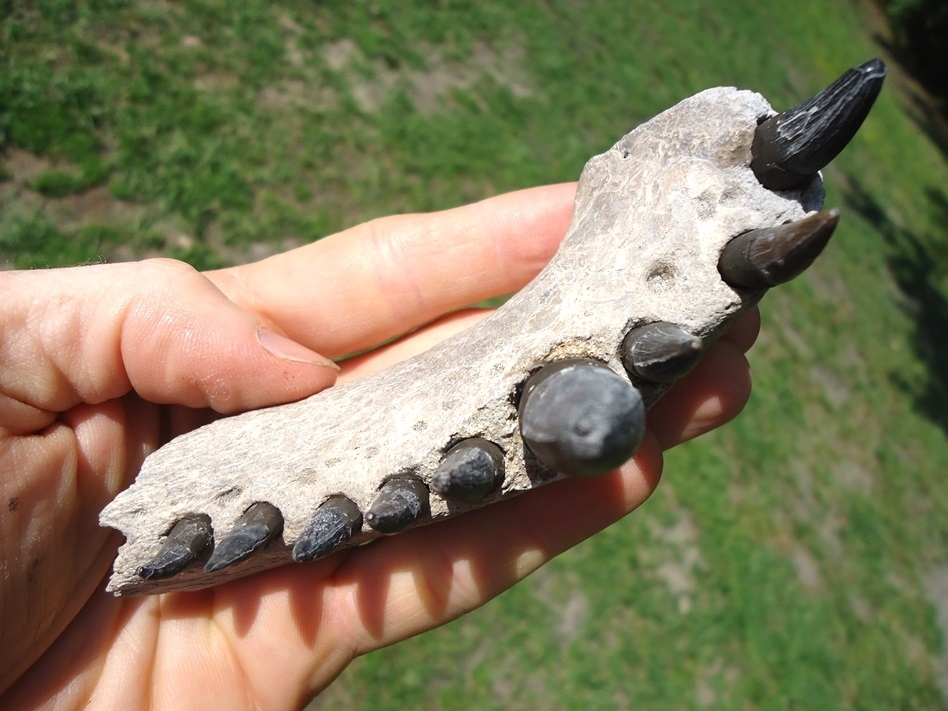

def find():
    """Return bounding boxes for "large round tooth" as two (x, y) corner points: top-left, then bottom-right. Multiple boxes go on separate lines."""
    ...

(718, 208), (840, 289)
(203, 502), (284, 573)
(518, 359), (645, 478)
(137, 514), (213, 580)
(431, 438), (505, 503)
(365, 474), (430, 534)
(292, 495), (363, 563)
(621, 322), (704, 383)
(751, 58), (886, 190)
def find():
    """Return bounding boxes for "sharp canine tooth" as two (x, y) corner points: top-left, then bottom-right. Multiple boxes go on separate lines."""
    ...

(751, 58), (886, 190)
(203, 502), (284, 573)
(431, 438), (505, 502)
(365, 474), (430, 534)
(621, 322), (704, 383)
(292, 495), (363, 563)
(137, 514), (213, 580)
(518, 359), (645, 478)
(719, 208), (840, 289)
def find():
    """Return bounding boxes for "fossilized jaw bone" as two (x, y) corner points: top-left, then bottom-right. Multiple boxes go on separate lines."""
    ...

(100, 63), (883, 596)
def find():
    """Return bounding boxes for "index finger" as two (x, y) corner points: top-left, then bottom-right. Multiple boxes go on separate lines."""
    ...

(208, 184), (577, 359)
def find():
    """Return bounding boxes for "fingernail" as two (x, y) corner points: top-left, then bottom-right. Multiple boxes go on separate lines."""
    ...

(257, 327), (340, 370)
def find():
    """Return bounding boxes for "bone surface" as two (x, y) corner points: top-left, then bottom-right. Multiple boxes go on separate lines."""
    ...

(101, 84), (829, 596)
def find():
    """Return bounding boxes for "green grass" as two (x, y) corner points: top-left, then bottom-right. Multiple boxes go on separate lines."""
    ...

(3, 0), (948, 708)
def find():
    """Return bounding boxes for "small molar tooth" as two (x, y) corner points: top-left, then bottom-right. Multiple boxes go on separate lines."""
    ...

(203, 502), (284, 573)
(718, 208), (840, 290)
(431, 438), (505, 503)
(518, 358), (645, 478)
(137, 513), (213, 580)
(365, 474), (430, 534)
(620, 322), (704, 383)
(751, 58), (886, 190)
(292, 495), (363, 563)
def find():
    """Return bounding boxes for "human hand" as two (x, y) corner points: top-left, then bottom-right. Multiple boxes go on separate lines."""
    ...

(0, 184), (756, 709)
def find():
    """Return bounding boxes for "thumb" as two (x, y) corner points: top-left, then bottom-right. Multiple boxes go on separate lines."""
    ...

(118, 259), (339, 412)
(1, 258), (338, 423)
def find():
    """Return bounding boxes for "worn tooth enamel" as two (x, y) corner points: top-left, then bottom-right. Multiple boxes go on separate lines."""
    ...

(292, 495), (363, 563)
(719, 208), (840, 289)
(519, 359), (645, 478)
(365, 474), (430, 534)
(751, 58), (886, 190)
(621, 322), (704, 383)
(431, 438), (505, 502)
(203, 502), (284, 573)
(137, 514), (213, 580)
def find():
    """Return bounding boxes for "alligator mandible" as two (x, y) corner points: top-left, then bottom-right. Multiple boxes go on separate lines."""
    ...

(100, 59), (886, 596)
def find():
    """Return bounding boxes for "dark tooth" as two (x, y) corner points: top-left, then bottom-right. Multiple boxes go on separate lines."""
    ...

(137, 514), (213, 580)
(431, 438), (505, 503)
(203, 502), (284, 573)
(292, 495), (363, 563)
(719, 208), (840, 289)
(518, 359), (645, 478)
(751, 58), (886, 190)
(620, 322), (704, 383)
(365, 474), (430, 534)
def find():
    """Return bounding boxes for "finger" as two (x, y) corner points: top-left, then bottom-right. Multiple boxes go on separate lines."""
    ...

(720, 306), (761, 353)
(208, 184), (577, 358)
(0, 259), (338, 422)
(646, 339), (752, 450)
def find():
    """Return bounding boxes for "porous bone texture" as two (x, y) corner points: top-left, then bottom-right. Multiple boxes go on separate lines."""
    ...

(100, 87), (824, 595)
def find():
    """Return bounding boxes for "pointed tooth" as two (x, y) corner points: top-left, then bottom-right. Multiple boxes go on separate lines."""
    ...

(137, 514), (213, 580)
(431, 438), (505, 503)
(365, 474), (430, 534)
(719, 208), (840, 289)
(518, 359), (645, 478)
(203, 502), (284, 573)
(751, 58), (886, 190)
(292, 495), (363, 563)
(621, 322), (704, 383)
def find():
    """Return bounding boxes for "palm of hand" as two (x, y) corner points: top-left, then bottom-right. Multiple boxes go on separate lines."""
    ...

(0, 185), (755, 709)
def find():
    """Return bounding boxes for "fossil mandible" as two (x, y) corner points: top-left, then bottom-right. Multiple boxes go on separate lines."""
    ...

(100, 60), (886, 596)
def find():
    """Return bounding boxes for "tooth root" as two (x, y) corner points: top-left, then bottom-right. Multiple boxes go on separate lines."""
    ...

(719, 208), (840, 289)
(518, 359), (645, 478)
(431, 438), (505, 503)
(137, 514), (213, 580)
(751, 58), (886, 190)
(365, 474), (430, 534)
(621, 322), (704, 383)
(292, 495), (363, 563)
(203, 502), (284, 573)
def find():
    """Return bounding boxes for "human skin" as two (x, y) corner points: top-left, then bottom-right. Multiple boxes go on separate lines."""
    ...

(0, 183), (756, 710)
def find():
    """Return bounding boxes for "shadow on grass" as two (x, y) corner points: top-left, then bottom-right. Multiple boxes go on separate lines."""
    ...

(872, 28), (948, 155)
(843, 178), (948, 436)
(902, 86), (948, 160)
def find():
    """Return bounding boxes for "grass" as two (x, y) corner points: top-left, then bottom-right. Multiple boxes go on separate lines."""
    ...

(2, 0), (948, 708)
